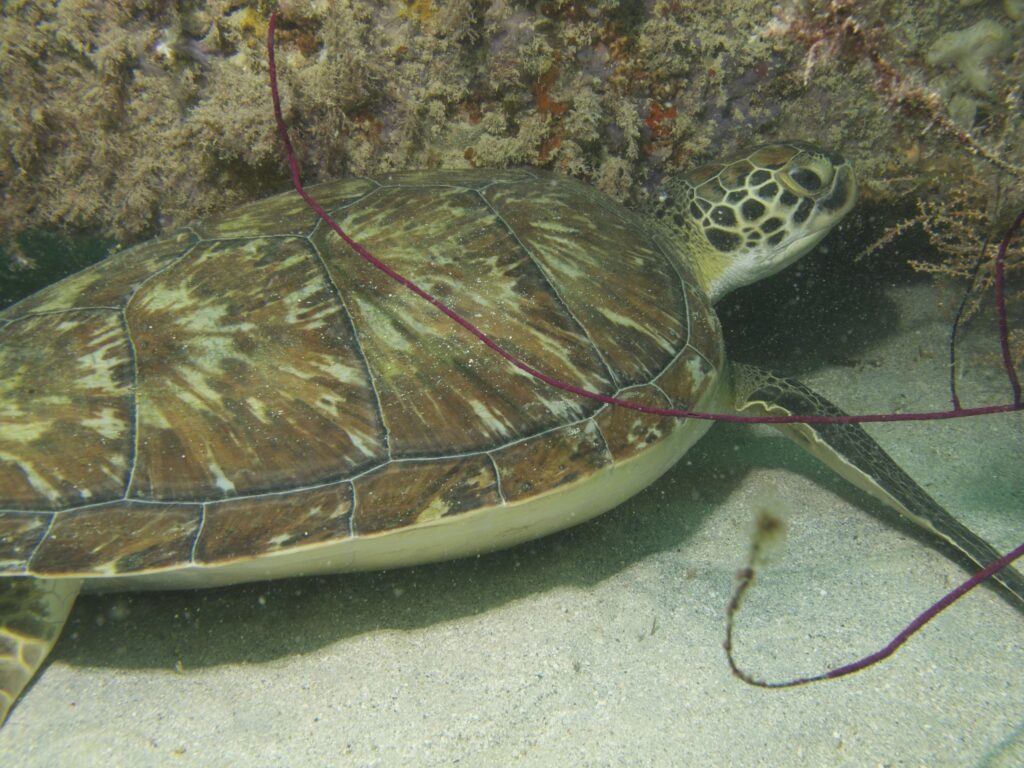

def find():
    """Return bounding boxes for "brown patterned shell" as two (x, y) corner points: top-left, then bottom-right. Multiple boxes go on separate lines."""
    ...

(0, 169), (724, 585)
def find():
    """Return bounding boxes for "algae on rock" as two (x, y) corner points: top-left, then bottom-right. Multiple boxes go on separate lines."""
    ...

(0, 0), (1020, 267)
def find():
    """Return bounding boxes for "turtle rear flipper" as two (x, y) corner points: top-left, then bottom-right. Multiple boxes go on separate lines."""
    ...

(0, 577), (81, 724)
(731, 363), (1024, 608)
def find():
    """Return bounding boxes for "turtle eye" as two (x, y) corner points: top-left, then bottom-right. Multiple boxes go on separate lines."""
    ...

(789, 168), (822, 192)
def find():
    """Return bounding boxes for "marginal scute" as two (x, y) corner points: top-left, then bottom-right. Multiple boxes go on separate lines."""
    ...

(352, 456), (501, 535)
(594, 385), (677, 461)
(29, 502), (201, 575)
(0, 513), (50, 573)
(683, 283), (724, 370)
(656, 346), (718, 410)
(490, 420), (611, 503)
(196, 483), (354, 564)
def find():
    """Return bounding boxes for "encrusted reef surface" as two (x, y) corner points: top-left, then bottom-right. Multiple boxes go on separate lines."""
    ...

(0, 0), (1021, 249)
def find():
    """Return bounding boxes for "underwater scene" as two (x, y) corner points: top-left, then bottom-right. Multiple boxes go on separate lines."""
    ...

(0, 1), (1022, 766)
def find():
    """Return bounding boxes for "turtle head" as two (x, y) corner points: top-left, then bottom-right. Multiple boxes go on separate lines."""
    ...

(649, 141), (856, 303)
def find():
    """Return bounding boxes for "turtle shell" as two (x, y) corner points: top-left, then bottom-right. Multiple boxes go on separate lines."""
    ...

(0, 169), (724, 588)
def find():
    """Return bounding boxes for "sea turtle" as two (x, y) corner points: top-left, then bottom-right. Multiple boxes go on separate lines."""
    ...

(1, 141), (1022, 722)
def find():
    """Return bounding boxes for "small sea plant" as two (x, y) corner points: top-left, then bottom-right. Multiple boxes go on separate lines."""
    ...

(770, 0), (1024, 371)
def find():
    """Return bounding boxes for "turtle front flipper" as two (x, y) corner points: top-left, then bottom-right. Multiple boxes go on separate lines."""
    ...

(730, 363), (1024, 608)
(0, 577), (81, 724)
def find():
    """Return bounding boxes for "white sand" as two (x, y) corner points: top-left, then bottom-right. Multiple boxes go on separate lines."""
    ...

(1, 277), (1022, 767)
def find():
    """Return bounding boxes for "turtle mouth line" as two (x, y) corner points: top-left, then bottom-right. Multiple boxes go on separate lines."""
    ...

(785, 229), (826, 253)
(783, 223), (834, 258)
